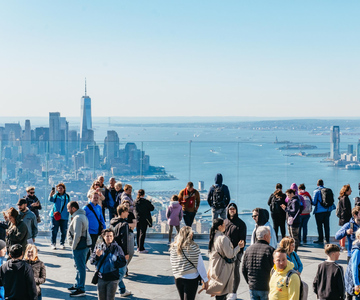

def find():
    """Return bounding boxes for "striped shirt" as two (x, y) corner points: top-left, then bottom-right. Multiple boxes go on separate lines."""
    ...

(170, 243), (201, 278)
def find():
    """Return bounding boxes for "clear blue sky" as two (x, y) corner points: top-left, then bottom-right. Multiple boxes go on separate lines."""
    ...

(0, 1), (359, 117)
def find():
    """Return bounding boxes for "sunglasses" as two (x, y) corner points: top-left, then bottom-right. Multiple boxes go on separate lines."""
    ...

(29, 192), (35, 195)
(252, 215), (259, 218)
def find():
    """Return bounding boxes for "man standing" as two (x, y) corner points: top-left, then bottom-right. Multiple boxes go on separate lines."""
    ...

(25, 186), (42, 223)
(242, 226), (274, 300)
(67, 201), (92, 297)
(269, 248), (301, 300)
(178, 182), (200, 227)
(312, 179), (336, 244)
(105, 177), (117, 220)
(224, 203), (246, 300)
(0, 244), (37, 300)
(84, 192), (106, 263)
(207, 173), (231, 220)
(17, 198), (38, 244)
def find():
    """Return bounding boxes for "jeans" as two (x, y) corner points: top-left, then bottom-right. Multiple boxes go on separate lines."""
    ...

(128, 232), (135, 265)
(168, 225), (180, 243)
(183, 211), (196, 227)
(299, 214), (310, 243)
(136, 221), (148, 251)
(51, 217), (68, 245)
(211, 207), (227, 220)
(175, 277), (199, 300)
(315, 211), (331, 242)
(98, 278), (119, 300)
(232, 252), (243, 293)
(118, 265), (127, 294)
(73, 247), (88, 291)
(249, 289), (269, 300)
(288, 226), (300, 251)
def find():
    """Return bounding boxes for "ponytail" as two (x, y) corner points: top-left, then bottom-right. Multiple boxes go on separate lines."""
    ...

(208, 218), (224, 252)
(137, 189), (145, 200)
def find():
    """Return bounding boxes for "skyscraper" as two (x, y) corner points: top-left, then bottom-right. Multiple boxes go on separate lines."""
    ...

(330, 125), (340, 160)
(49, 112), (61, 154)
(80, 79), (92, 140)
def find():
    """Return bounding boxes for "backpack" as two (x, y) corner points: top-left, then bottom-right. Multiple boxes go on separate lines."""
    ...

(320, 188), (334, 208)
(212, 185), (226, 209)
(271, 268), (308, 300)
(301, 195), (312, 214)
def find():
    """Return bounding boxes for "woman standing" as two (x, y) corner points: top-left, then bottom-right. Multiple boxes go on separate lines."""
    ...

(90, 228), (128, 300)
(87, 181), (105, 204)
(24, 244), (46, 300)
(279, 237), (303, 274)
(5, 207), (28, 252)
(134, 189), (154, 253)
(267, 183), (287, 240)
(49, 183), (70, 250)
(206, 218), (244, 300)
(170, 226), (208, 300)
(121, 184), (134, 211)
(338, 184), (352, 251)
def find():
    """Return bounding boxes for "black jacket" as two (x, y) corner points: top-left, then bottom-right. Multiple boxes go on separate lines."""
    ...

(224, 203), (247, 254)
(26, 260), (46, 295)
(134, 198), (154, 226)
(0, 259), (37, 300)
(242, 240), (274, 291)
(268, 192), (286, 217)
(6, 218), (28, 252)
(285, 195), (301, 227)
(110, 217), (129, 255)
(0, 221), (9, 242)
(207, 173), (231, 208)
(338, 195), (352, 226)
(25, 195), (42, 218)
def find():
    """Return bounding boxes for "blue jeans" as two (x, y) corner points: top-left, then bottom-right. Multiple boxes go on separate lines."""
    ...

(118, 265), (127, 293)
(183, 211), (196, 227)
(73, 247), (88, 291)
(249, 289), (269, 300)
(299, 214), (311, 243)
(211, 207), (227, 220)
(51, 217), (68, 245)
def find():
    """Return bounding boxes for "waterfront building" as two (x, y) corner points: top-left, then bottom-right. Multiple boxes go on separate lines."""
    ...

(330, 125), (340, 160)
(357, 140), (360, 162)
(348, 144), (354, 155)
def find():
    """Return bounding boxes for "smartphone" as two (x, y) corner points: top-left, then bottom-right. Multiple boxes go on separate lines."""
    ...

(351, 222), (354, 231)
(51, 187), (55, 193)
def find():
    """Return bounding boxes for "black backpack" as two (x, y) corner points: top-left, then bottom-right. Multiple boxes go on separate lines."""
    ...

(212, 185), (226, 209)
(320, 188), (334, 208)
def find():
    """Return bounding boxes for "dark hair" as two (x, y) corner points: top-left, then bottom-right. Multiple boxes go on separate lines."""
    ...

(9, 244), (23, 259)
(273, 247), (287, 258)
(352, 206), (360, 217)
(117, 204), (128, 216)
(273, 189), (284, 199)
(317, 179), (324, 186)
(325, 243), (340, 256)
(298, 183), (306, 190)
(285, 189), (295, 195)
(7, 207), (18, 220)
(208, 218), (224, 251)
(187, 182), (194, 188)
(171, 195), (179, 202)
(137, 189), (145, 200)
(101, 228), (115, 237)
(68, 201), (79, 210)
(276, 183), (282, 190)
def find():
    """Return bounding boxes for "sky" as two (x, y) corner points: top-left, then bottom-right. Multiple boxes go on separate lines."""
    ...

(0, 1), (359, 118)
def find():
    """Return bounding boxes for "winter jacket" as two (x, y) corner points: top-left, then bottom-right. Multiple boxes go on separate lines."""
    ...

(335, 218), (360, 257)
(206, 231), (240, 296)
(178, 188), (200, 213)
(285, 195), (301, 227)
(207, 173), (231, 209)
(134, 198), (154, 226)
(242, 240), (274, 291)
(121, 192), (134, 212)
(90, 240), (125, 281)
(338, 195), (352, 226)
(268, 192), (286, 217)
(26, 259), (46, 296)
(250, 208), (277, 249)
(110, 217), (129, 255)
(269, 261), (301, 300)
(6, 217), (28, 252)
(49, 192), (70, 220)
(287, 251), (303, 273)
(312, 186), (336, 214)
(166, 201), (183, 226)
(105, 187), (117, 209)
(0, 259), (37, 300)
(224, 203), (247, 253)
(25, 195), (42, 218)
(67, 208), (92, 250)
(19, 209), (38, 240)
(83, 202), (106, 235)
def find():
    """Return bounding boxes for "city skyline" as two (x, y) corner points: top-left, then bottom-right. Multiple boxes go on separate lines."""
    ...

(1, 1), (359, 118)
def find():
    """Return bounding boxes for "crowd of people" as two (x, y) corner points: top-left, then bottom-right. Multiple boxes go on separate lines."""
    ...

(2, 175), (360, 299)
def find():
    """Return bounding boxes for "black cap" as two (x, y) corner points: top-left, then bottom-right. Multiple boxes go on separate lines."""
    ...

(17, 198), (27, 206)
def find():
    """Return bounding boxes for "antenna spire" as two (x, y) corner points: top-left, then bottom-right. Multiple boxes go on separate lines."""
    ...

(85, 78), (87, 96)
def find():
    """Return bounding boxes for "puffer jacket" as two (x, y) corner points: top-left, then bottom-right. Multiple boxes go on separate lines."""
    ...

(166, 201), (183, 226)
(26, 259), (46, 295)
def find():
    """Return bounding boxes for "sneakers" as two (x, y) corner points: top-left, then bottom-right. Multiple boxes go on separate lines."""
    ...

(313, 240), (324, 244)
(60, 244), (65, 250)
(70, 289), (86, 297)
(139, 250), (148, 253)
(51, 244), (56, 250)
(120, 290), (132, 297)
(226, 293), (237, 300)
(68, 286), (77, 291)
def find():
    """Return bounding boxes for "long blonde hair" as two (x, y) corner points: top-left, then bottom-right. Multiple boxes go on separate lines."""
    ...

(174, 226), (194, 255)
(23, 244), (38, 261)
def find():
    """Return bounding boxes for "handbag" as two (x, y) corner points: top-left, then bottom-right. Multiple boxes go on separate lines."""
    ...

(217, 252), (236, 264)
(181, 249), (202, 285)
(91, 249), (111, 285)
(287, 210), (300, 226)
(53, 194), (68, 221)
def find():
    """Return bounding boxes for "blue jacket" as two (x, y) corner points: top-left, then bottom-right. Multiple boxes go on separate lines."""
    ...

(335, 218), (360, 257)
(351, 242), (360, 286)
(49, 193), (70, 220)
(312, 186), (335, 214)
(83, 203), (106, 235)
(287, 251), (303, 273)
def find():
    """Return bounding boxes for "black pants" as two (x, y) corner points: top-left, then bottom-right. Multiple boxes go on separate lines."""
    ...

(175, 277), (199, 300)
(183, 211), (196, 227)
(136, 221), (148, 251)
(232, 252), (243, 293)
(86, 233), (99, 262)
(272, 214), (286, 241)
(215, 295), (227, 300)
(315, 211), (330, 242)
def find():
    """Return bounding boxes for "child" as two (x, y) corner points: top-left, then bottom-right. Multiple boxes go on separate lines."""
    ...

(166, 195), (183, 244)
(0, 240), (7, 300)
(313, 244), (345, 300)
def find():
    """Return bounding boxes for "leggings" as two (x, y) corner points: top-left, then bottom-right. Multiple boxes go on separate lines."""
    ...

(175, 277), (199, 300)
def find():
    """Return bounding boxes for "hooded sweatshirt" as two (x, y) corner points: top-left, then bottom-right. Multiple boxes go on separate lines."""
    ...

(67, 208), (92, 250)
(224, 203), (247, 252)
(207, 173), (231, 209)
(110, 217), (129, 255)
(251, 208), (277, 249)
(269, 261), (300, 300)
(166, 201), (183, 226)
(19, 209), (38, 240)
